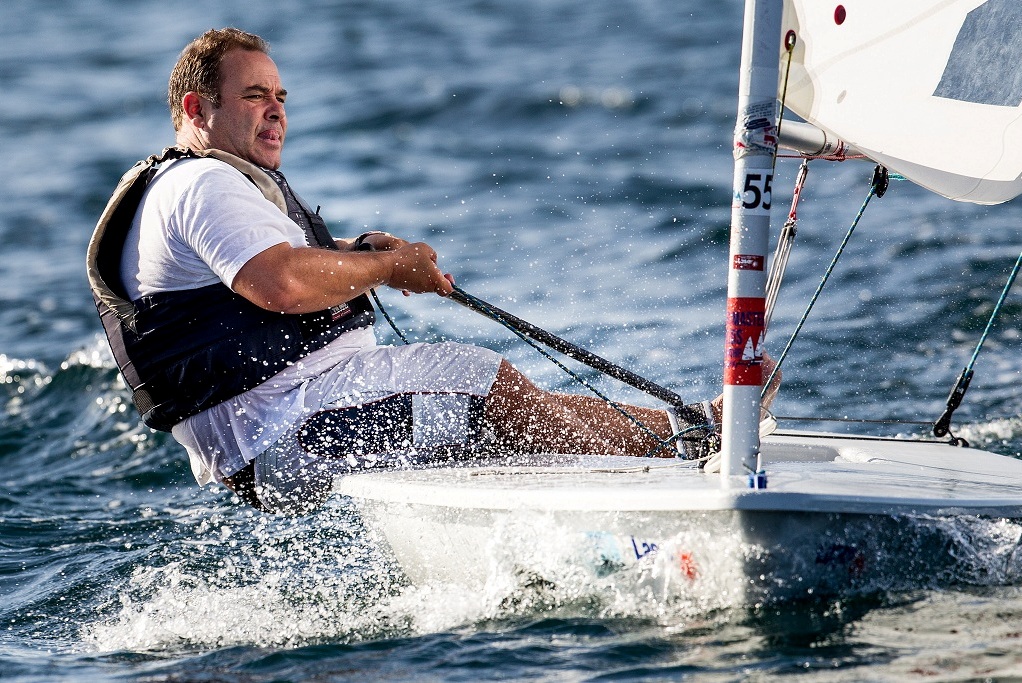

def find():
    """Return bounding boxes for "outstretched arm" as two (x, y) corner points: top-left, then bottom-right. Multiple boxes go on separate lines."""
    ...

(231, 239), (454, 314)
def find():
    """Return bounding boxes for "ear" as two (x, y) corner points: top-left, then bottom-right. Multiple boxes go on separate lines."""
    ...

(182, 92), (206, 128)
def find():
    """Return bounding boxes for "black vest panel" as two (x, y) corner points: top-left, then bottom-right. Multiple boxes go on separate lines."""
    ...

(89, 148), (374, 431)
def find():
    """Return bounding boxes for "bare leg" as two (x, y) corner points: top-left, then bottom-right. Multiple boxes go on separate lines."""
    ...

(483, 354), (780, 458)
(483, 360), (675, 456)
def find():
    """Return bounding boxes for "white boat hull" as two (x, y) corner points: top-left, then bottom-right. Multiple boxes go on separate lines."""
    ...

(337, 432), (1022, 608)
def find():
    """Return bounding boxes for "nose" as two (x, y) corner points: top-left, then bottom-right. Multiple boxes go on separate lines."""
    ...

(267, 99), (285, 121)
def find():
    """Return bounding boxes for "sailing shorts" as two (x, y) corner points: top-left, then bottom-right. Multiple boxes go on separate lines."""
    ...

(248, 341), (503, 515)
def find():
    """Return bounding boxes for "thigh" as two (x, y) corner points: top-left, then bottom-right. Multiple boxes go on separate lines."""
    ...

(303, 341), (503, 409)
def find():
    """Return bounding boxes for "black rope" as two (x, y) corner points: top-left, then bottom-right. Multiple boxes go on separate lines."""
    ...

(356, 240), (411, 344)
(448, 286), (691, 409)
(370, 289), (410, 344)
(446, 286), (677, 454)
(367, 282), (718, 458)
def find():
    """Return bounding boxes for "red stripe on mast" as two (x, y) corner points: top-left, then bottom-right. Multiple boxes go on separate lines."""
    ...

(724, 296), (765, 386)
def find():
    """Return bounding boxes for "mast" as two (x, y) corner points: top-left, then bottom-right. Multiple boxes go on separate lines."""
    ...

(720, 0), (783, 484)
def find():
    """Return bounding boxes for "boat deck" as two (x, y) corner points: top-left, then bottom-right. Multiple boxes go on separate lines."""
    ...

(336, 432), (1022, 517)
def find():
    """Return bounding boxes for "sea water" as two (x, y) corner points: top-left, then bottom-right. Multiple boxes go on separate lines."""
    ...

(5, 0), (1022, 680)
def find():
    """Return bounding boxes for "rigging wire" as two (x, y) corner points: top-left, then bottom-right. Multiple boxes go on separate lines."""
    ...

(764, 158), (809, 332)
(772, 30), (797, 176)
(762, 165), (889, 399)
(775, 415), (934, 427)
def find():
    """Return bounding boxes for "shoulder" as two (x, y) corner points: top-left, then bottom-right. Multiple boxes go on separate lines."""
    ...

(149, 157), (266, 212)
(160, 156), (257, 189)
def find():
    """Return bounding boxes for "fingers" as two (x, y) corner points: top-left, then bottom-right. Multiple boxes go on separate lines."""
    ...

(710, 395), (723, 424)
(388, 242), (453, 296)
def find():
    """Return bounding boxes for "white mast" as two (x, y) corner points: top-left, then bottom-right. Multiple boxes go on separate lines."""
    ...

(720, 0), (783, 484)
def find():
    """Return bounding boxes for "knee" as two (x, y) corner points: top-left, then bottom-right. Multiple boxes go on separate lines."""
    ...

(488, 359), (539, 400)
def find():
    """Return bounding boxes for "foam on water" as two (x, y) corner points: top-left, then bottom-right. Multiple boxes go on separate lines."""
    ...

(79, 500), (743, 651)
(77, 496), (1022, 656)
(81, 504), (402, 651)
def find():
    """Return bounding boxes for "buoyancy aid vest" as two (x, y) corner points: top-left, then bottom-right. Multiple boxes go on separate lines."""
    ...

(86, 146), (375, 432)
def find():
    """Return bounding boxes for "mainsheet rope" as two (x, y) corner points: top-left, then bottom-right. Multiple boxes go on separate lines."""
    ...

(371, 282), (712, 458)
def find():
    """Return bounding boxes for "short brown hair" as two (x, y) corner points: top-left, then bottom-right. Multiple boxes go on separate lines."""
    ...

(168, 28), (270, 130)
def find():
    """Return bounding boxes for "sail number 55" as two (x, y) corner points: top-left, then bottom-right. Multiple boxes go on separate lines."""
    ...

(739, 172), (772, 213)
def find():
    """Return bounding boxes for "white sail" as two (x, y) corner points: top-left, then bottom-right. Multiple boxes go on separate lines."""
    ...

(781, 0), (1022, 204)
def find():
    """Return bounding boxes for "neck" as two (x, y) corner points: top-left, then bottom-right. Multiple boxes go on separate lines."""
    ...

(175, 127), (208, 153)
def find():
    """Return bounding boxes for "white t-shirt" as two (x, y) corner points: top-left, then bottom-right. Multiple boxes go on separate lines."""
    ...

(121, 157), (376, 485)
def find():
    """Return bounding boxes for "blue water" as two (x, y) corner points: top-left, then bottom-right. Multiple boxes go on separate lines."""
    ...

(5, 0), (1022, 680)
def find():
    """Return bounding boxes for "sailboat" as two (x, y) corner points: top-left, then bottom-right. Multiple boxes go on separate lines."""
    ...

(336, 0), (1022, 608)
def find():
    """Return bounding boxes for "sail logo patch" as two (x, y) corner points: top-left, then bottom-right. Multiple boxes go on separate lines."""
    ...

(934, 0), (1022, 107)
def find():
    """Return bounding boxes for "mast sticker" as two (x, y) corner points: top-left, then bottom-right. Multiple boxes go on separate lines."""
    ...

(725, 297), (765, 385)
(733, 171), (773, 213)
(733, 254), (764, 271)
(734, 100), (777, 159)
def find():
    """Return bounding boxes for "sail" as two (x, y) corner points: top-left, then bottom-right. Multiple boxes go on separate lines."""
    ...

(781, 0), (1022, 205)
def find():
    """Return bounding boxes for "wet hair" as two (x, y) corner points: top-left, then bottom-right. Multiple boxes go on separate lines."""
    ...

(168, 28), (270, 130)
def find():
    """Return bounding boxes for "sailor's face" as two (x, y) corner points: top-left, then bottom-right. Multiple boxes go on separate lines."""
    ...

(202, 49), (288, 169)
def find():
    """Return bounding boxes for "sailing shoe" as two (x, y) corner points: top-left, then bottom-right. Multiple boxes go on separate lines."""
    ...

(666, 401), (720, 461)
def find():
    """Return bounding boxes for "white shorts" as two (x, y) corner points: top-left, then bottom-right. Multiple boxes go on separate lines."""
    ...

(251, 341), (502, 514)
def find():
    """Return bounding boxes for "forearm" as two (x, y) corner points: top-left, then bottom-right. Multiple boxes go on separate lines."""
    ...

(265, 246), (395, 313)
(232, 240), (451, 313)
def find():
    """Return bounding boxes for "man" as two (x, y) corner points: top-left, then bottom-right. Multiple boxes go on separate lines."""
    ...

(88, 28), (765, 515)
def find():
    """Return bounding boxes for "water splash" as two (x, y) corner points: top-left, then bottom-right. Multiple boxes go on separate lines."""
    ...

(81, 502), (408, 651)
